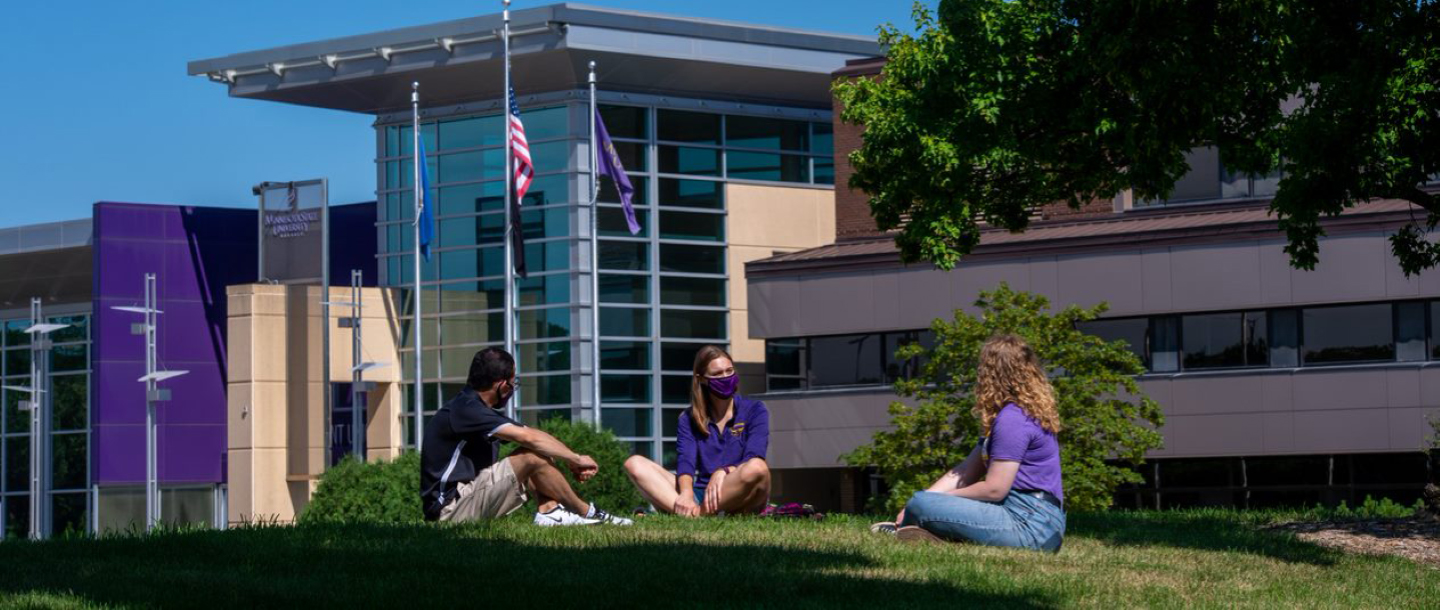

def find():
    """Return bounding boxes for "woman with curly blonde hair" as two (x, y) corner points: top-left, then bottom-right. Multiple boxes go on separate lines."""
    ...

(872, 334), (1066, 552)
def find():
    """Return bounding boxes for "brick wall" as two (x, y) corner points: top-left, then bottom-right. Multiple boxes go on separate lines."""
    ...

(832, 59), (886, 240)
(1039, 197), (1118, 222)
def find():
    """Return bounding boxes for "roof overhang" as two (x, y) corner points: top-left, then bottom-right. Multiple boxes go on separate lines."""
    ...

(187, 3), (881, 114)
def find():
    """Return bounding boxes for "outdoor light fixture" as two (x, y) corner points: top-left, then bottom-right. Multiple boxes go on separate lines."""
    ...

(269, 62), (285, 77)
(10, 298), (69, 540)
(110, 273), (188, 533)
(321, 54), (338, 69)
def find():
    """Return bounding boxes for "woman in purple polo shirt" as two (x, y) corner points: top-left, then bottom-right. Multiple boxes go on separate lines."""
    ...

(873, 334), (1066, 552)
(624, 345), (771, 516)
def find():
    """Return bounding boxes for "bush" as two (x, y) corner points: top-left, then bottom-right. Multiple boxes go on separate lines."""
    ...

(300, 452), (423, 525)
(300, 417), (644, 525)
(502, 417), (645, 515)
(845, 284), (1165, 514)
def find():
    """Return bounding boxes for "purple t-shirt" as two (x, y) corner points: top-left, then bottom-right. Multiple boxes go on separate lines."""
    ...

(675, 396), (769, 491)
(983, 403), (1064, 503)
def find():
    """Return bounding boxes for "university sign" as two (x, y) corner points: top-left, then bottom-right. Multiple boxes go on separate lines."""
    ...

(253, 179), (328, 284)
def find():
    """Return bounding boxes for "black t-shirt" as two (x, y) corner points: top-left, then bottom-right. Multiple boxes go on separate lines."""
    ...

(420, 387), (522, 520)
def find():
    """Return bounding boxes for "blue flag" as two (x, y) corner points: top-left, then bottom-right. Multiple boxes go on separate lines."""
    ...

(417, 136), (435, 260)
(594, 109), (641, 235)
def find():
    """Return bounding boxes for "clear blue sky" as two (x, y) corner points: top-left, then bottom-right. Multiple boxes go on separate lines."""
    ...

(0, 1), (918, 226)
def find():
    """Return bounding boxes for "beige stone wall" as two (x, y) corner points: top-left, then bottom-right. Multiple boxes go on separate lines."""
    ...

(226, 283), (403, 525)
(726, 183), (836, 393)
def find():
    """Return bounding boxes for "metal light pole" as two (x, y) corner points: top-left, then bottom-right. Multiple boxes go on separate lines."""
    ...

(323, 270), (387, 463)
(588, 60), (602, 430)
(2, 298), (68, 540)
(113, 274), (188, 532)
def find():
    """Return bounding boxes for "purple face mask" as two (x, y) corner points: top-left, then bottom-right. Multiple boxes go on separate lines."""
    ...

(706, 374), (739, 399)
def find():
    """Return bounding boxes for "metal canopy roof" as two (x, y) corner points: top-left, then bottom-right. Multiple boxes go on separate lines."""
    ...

(187, 3), (881, 114)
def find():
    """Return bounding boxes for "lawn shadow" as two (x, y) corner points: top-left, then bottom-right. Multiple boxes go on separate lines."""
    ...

(0, 523), (1059, 609)
(1069, 511), (1345, 566)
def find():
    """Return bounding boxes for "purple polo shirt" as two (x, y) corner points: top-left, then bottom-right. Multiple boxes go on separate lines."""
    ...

(675, 395), (769, 490)
(983, 402), (1064, 503)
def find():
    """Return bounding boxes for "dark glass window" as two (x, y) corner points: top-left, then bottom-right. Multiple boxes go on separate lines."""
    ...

(599, 274), (648, 304)
(1077, 318), (1149, 368)
(814, 158), (834, 185)
(521, 174), (569, 207)
(662, 408), (686, 437)
(51, 375), (86, 431)
(4, 438), (26, 491)
(517, 307), (570, 340)
(1181, 312), (1267, 369)
(1269, 309), (1300, 367)
(660, 310), (726, 340)
(601, 375), (651, 405)
(521, 106), (568, 141)
(599, 241), (648, 271)
(1302, 304), (1394, 364)
(529, 141), (569, 174)
(1395, 302), (1427, 362)
(438, 149), (504, 183)
(601, 307), (650, 338)
(520, 241), (570, 274)
(1151, 316), (1180, 372)
(440, 283), (503, 314)
(48, 316), (86, 344)
(660, 276), (725, 307)
(4, 391), (24, 433)
(1184, 313), (1244, 369)
(4, 320), (29, 348)
(725, 116), (809, 151)
(519, 375), (571, 406)
(659, 179), (724, 210)
(659, 211), (724, 242)
(884, 330), (935, 382)
(600, 105), (647, 139)
(657, 109), (720, 144)
(659, 244), (724, 274)
(766, 338), (807, 391)
(6, 350), (30, 377)
(661, 342), (715, 371)
(605, 141), (647, 172)
(1431, 302), (1440, 360)
(439, 182), (505, 215)
(661, 376), (691, 404)
(600, 176), (648, 207)
(599, 206), (648, 237)
(439, 114), (502, 150)
(600, 341), (651, 370)
(602, 407), (652, 436)
(4, 496), (27, 540)
(812, 122), (834, 156)
(727, 151), (809, 183)
(658, 146), (721, 176)
(52, 433), (86, 490)
(809, 334), (883, 387)
(516, 273), (569, 307)
(50, 345), (86, 372)
(518, 342), (570, 373)
(662, 441), (678, 470)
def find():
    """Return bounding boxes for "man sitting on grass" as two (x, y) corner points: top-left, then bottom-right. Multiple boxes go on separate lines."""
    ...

(421, 347), (632, 526)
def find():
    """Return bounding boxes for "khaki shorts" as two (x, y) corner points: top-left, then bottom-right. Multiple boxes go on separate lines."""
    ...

(437, 457), (529, 522)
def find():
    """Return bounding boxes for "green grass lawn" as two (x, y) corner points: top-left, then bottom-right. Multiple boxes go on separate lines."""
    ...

(0, 510), (1435, 609)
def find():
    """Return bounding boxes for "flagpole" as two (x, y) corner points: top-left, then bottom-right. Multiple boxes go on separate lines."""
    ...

(502, 0), (518, 419)
(412, 81), (425, 452)
(588, 61), (602, 430)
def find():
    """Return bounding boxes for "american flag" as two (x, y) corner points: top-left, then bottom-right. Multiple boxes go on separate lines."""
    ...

(509, 87), (533, 202)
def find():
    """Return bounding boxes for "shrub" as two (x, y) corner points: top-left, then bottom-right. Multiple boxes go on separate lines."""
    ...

(300, 451), (423, 525)
(502, 417), (646, 515)
(845, 284), (1165, 514)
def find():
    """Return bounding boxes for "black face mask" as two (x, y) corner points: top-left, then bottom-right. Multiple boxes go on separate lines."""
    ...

(493, 381), (515, 408)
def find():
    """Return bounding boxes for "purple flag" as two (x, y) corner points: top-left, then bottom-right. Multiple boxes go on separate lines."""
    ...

(595, 109), (641, 235)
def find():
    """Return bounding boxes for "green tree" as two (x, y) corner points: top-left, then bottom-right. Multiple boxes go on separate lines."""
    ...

(837, 1), (1440, 274)
(844, 284), (1164, 513)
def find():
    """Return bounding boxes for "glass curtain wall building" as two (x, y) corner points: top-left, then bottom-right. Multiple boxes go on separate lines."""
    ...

(376, 94), (832, 466)
(0, 313), (90, 538)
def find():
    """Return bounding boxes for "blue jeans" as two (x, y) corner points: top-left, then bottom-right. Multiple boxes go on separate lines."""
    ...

(900, 490), (1066, 552)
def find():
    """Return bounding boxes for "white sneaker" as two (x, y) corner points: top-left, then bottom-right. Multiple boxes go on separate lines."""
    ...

(533, 506), (600, 527)
(589, 507), (634, 526)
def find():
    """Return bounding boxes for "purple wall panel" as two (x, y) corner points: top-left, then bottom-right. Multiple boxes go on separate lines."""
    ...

(92, 202), (257, 486)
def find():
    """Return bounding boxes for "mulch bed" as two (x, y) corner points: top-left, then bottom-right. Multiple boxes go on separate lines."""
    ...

(1270, 514), (1440, 568)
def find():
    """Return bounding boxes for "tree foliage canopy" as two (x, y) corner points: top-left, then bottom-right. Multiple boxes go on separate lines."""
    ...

(837, 0), (1440, 274)
(843, 285), (1164, 513)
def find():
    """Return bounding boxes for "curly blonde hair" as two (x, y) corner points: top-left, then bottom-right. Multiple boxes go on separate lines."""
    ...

(973, 334), (1060, 435)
